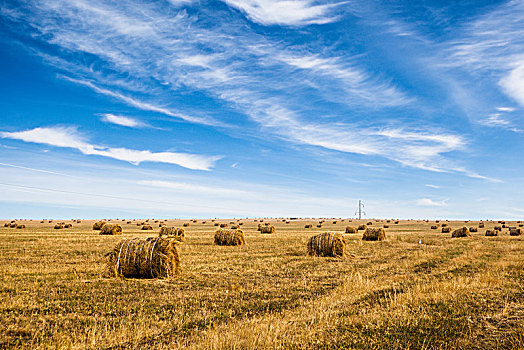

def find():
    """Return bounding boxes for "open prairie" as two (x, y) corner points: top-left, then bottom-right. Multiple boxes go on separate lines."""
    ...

(1, 219), (523, 349)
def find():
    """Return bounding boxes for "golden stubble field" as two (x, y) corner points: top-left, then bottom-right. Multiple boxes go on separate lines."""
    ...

(1, 218), (523, 349)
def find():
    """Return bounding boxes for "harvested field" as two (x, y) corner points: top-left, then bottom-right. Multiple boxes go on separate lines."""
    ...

(0, 219), (523, 349)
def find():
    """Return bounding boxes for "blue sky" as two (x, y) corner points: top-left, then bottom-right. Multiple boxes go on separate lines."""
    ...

(1, 0), (523, 219)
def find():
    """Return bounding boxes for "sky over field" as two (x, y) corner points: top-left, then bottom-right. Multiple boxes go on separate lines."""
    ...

(1, 0), (524, 219)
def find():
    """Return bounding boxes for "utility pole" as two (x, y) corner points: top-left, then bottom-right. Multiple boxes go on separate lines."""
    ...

(355, 200), (366, 220)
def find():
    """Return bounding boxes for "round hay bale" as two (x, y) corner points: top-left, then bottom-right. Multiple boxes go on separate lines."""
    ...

(345, 226), (357, 234)
(4, 223), (9, 227)
(231, 225), (239, 229)
(366, 222), (373, 225)
(238, 222), (243, 226)
(452, 227), (470, 238)
(64, 224), (73, 228)
(260, 225), (275, 234)
(214, 223), (219, 226)
(478, 223), (485, 228)
(93, 221), (107, 230)
(107, 237), (180, 278)
(214, 229), (245, 246)
(383, 225), (389, 228)
(332, 221), (337, 224)
(442, 227), (451, 233)
(220, 223), (228, 228)
(9, 223), (17, 228)
(159, 226), (185, 241)
(100, 224), (123, 235)
(16, 225), (26, 229)
(307, 232), (346, 257)
(54, 224), (64, 230)
(442, 223), (448, 227)
(469, 227), (478, 232)
(395, 221), (399, 224)
(316, 224), (323, 228)
(357, 224), (367, 231)
(142, 225), (153, 231)
(431, 225), (438, 230)
(494, 226), (502, 231)
(485, 229), (498, 236)
(183, 223), (190, 227)
(362, 228), (386, 241)
(305, 224), (313, 228)
(510, 228), (523, 236)
(519, 224), (523, 227)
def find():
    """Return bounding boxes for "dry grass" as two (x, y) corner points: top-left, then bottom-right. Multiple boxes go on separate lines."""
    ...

(0, 219), (523, 349)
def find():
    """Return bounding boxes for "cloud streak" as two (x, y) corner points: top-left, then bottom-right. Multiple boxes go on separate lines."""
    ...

(1, 127), (221, 171)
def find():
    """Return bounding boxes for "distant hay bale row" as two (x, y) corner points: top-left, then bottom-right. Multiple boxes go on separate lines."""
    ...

(100, 224), (123, 235)
(362, 228), (386, 241)
(214, 229), (245, 246)
(307, 232), (346, 257)
(159, 227), (185, 241)
(107, 237), (180, 278)
(452, 227), (470, 238)
(93, 221), (107, 230)
(260, 225), (275, 234)
(345, 226), (357, 234)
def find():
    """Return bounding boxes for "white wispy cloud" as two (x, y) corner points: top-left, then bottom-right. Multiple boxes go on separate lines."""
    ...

(1, 0), (488, 180)
(99, 113), (148, 128)
(425, 184), (440, 189)
(137, 180), (250, 197)
(480, 114), (511, 127)
(497, 107), (515, 112)
(221, 0), (344, 26)
(0, 126), (221, 171)
(416, 198), (447, 207)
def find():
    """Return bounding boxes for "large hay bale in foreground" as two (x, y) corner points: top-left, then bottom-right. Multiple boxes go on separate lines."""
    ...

(214, 229), (245, 246)
(452, 227), (470, 238)
(107, 237), (180, 278)
(307, 232), (346, 257)
(485, 230), (498, 237)
(345, 226), (357, 234)
(442, 227), (451, 233)
(93, 221), (106, 230)
(142, 225), (153, 230)
(260, 225), (275, 234)
(100, 224), (123, 235)
(159, 226), (185, 241)
(357, 224), (367, 231)
(362, 228), (386, 241)
(510, 228), (523, 236)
